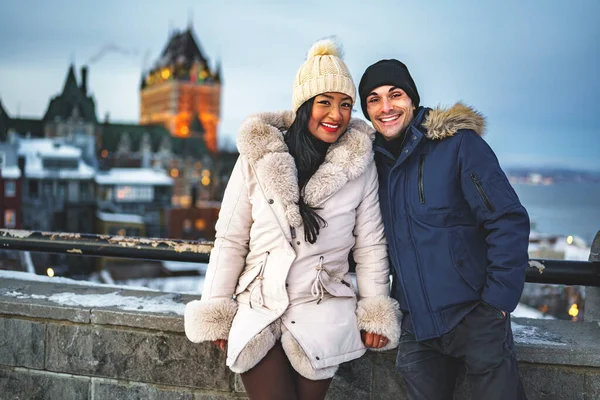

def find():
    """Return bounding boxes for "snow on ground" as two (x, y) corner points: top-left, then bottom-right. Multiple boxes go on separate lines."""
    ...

(1, 270), (153, 292)
(116, 276), (204, 295)
(512, 302), (555, 319)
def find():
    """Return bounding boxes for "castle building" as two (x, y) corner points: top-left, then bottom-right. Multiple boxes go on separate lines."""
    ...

(140, 27), (221, 153)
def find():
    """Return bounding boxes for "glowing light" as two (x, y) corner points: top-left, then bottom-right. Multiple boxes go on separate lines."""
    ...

(568, 303), (579, 317)
(170, 168), (180, 178)
(195, 219), (206, 230)
(180, 195), (191, 208)
(566, 235), (574, 245)
(161, 68), (171, 79)
(101, 149), (108, 158)
(46, 268), (55, 278)
(201, 169), (210, 177)
(180, 126), (189, 136)
(201, 176), (210, 186)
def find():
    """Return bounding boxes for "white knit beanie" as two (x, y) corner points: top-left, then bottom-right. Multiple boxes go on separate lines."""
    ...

(292, 37), (356, 113)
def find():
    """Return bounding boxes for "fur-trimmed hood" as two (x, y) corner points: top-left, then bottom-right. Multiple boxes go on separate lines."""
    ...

(236, 110), (375, 228)
(422, 102), (486, 140)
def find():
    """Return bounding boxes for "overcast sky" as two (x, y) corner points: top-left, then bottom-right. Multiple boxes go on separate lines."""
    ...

(1, 0), (599, 170)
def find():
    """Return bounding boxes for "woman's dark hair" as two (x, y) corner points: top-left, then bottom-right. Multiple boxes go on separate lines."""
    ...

(285, 97), (329, 244)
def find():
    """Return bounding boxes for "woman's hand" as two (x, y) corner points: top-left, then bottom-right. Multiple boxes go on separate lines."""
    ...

(212, 339), (227, 352)
(361, 330), (389, 349)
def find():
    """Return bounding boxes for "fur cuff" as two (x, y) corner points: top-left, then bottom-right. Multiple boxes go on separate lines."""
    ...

(356, 296), (401, 352)
(281, 330), (338, 380)
(184, 299), (238, 343)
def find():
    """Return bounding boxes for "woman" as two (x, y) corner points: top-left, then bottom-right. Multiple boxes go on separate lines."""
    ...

(184, 38), (400, 400)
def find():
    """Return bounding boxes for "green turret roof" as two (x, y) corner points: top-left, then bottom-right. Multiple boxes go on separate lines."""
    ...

(43, 64), (98, 123)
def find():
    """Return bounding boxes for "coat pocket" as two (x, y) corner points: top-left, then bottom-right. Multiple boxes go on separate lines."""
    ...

(234, 262), (264, 295)
(448, 231), (485, 292)
(321, 275), (357, 298)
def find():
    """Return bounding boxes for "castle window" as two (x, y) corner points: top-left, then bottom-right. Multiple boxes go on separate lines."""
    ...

(4, 210), (16, 228)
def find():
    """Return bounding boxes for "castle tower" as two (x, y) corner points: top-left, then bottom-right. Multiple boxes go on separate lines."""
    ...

(140, 27), (221, 153)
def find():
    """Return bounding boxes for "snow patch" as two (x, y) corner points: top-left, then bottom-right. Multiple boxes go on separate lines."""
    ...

(2, 288), (185, 315)
(512, 322), (567, 346)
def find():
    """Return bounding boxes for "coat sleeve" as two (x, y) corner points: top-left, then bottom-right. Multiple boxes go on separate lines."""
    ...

(184, 157), (253, 343)
(458, 131), (530, 313)
(352, 161), (401, 351)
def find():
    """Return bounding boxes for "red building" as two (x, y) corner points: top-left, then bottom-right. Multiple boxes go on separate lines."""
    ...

(0, 143), (22, 229)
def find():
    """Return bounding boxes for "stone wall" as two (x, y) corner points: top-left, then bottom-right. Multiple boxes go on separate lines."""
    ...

(1, 275), (599, 400)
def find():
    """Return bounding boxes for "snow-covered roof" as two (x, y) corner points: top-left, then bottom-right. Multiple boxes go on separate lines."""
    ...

(96, 211), (144, 224)
(18, 138), (81, 158)
(0, 166), (21, 179)
(17, 138), (94, 180)
(95, 168), (173, 186)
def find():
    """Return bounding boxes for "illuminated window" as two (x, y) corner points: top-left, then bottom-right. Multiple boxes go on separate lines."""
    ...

(195, 219), (206, 230)
(170, 168), (179, 178)
(4, 209), (16, 228)
(5, 180), (16, 197)
(115, 186), (154, 202)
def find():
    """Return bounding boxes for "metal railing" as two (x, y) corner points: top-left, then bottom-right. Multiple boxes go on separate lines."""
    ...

(1, 229), (599, 287)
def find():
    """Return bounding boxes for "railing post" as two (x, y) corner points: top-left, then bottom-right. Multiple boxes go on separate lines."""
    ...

(585, 231), (600, 323)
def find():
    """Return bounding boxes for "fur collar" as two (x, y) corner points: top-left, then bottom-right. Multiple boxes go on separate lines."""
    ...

(422, 102), (486, 140)
(237, 110), (374, 228)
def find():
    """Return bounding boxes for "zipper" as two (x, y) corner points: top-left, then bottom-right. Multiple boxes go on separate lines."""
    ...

(470, 174), (495, 213)
(418, 155), (425, 204)
(403, 170), (438, 334)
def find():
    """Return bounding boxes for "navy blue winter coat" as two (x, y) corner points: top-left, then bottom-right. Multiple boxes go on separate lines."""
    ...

(374, 103), (530, 341)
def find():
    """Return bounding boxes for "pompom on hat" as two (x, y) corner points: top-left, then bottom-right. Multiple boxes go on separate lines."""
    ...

(292, 37), (356, 113)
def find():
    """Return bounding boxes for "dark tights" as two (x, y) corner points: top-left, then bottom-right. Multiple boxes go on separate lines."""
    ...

(240, 341), (333, 400)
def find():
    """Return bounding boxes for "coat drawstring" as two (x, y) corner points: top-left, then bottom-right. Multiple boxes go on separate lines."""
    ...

(311, 256), (327, 304)
(250, 251), (269, 309)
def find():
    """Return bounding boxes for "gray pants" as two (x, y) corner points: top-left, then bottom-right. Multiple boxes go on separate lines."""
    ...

(396, 302), (527, 400)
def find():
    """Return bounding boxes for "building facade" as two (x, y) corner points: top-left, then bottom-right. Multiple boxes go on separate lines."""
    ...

(0, 142), (22, 229)
(140, 28), (221, 153)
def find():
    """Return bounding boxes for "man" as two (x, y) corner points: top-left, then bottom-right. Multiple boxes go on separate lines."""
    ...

(358, 59), (530, 400)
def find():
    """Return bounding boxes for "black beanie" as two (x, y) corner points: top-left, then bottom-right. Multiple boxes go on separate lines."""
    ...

(358, 59), (420, 120)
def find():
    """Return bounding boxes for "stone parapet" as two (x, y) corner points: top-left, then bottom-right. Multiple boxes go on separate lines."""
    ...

(0, 275), (599, 400)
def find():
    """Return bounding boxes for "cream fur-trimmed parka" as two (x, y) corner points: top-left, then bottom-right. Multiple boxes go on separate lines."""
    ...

(184, 111), (401, 379)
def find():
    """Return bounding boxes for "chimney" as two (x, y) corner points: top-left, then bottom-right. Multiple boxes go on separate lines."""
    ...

(81, 66), (88, 96)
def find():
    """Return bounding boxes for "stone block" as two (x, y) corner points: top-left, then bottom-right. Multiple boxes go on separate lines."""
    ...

(91, 309), (183, 333)
(45, 324), (232, 391)
(584, 371), (600, 399)
(0, 298), (90, 323)
(193, 394), (245, 400)
(233, 374), (245, 393)
(92, 378), (193, 399)
(327, 356), (372, 400)
(370, 352), (407, 400)
(520, 364), (585, 400)
(0, 367), (90, 400)
(0, 318), (45, 369)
